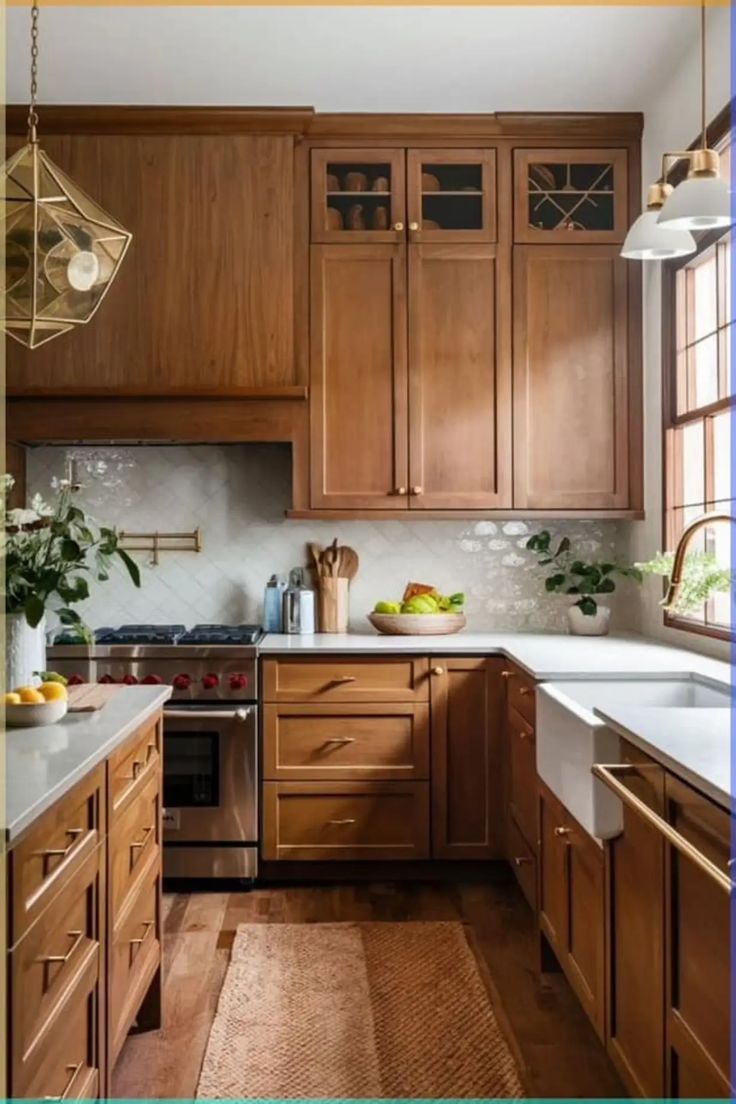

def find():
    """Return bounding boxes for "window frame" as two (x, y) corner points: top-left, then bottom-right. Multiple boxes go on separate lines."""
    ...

(660, 111), (733, 643)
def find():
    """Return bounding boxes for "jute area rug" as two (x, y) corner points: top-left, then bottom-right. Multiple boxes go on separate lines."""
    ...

(196, 921), (525, 1099)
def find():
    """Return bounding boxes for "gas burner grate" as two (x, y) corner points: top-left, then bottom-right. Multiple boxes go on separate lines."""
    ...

(178, 624), (263, 646)
(97, 624), (187, 645)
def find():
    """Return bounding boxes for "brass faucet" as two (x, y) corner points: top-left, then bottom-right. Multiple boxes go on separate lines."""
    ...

(663, 511), (734, 610)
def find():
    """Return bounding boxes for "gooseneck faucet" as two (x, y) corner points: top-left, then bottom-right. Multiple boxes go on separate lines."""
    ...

(663, 511), (734, 610)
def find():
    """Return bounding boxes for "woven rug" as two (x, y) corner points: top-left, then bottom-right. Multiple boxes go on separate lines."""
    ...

(196, 921), (525, 1099)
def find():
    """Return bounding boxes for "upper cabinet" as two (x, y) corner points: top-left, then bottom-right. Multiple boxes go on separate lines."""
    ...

(7, 130), (301, 396)
(406, 149), (496, 243)
(514, 148), (629, 243)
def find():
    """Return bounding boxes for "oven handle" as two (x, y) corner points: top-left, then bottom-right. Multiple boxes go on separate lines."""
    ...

(165, 707), (253, 722)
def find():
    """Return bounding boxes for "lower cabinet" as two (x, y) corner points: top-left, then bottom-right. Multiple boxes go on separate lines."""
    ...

(538, 781), (605, 1041)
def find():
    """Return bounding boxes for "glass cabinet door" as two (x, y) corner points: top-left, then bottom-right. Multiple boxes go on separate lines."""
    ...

(514, 149), (628, 243)
(406, 149), (496, 242)
(311, 148), (405, 243)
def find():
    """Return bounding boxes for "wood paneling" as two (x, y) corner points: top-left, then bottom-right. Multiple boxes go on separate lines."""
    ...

(408, 244), (512, 508)
(430, 658), (504, 859)
(513, 244), (631, 510)
(310, 244), (409, 508)
(7, 134), (298, 396)
(262, 656), (429, 703)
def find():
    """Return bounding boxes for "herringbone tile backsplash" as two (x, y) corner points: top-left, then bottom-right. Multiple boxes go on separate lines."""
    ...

(27, 444), (625, 633)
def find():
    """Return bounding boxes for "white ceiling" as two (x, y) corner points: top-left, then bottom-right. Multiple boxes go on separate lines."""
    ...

(6, 5), (697, 114)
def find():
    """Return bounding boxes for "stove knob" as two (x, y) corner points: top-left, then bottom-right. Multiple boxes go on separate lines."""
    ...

(173, 673), (192, 691)
(98, 674), (117, 684)
(229, 674), (248, 691)
(202, 673), (220, 690)
(141, 674), (163, 685)
(68, 673), (86, 686)
(122, 674), (139, 686)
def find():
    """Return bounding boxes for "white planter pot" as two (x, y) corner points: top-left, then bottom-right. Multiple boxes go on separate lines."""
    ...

(567, 604), (610, 637)
(5, 612), (47, 690)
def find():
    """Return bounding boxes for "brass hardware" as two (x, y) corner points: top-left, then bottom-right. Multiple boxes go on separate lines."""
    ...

(323, 737), (357, 745)
(119, 527), (202, 567)
(130, 920), (155, 951)
(501, 670), (515, 679)
(393, 222), (404, 231)
(37, 929), (84, 965)
(592, 764), (733, 894)
(409, 221), (420, 231)
(331, 675), (357, 684)
(513, 856), (533, 867)
(432, 666), (445, 676)
(411, 486), (423, 496)
(518, 687), (532, 696)
(122, 756), (148, 782)
(328, 818), (356, 826)
(43, 1062), (83, 1101)
(554, 826), (571, 837)
(130, 826), (154, 851)
(35, 828), (84, 866)
(394, 486), (408, 496)
(663, 511), (734, 610)
(517, 731), (526, 741)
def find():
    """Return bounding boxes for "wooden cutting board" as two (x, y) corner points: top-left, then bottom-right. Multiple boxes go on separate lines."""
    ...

(67, 683), (124, 712)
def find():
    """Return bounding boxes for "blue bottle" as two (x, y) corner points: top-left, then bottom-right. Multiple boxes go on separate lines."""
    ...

(263, 574), (286, 633)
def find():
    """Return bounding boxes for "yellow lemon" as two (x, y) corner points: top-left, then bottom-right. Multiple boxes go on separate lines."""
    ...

(39, 681), (68, 703)
(4, 692), (21, 706)
(18, 688), (45, 704)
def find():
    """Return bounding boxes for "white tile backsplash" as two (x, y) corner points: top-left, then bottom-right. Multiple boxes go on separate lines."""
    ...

(26, 444), (628, 634)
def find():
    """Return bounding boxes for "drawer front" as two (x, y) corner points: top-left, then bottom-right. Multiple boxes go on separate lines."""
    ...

(263, 781), (430, 860)
(504, 665), (536, 725)
(10, 844), (102, 1095)
(108, 716), (161, 821)
(508, 706), (537, 851)
(507, 814), (536, 910)
(110, 769), (161, 923)
(10, 767), (104, 945)
(262, 656), (430, 703)
(109, 856), (161, 1065)
(263, 703), (430, 780)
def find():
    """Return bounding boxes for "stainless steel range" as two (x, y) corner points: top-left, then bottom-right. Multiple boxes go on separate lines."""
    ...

(48, 623), (261, 883)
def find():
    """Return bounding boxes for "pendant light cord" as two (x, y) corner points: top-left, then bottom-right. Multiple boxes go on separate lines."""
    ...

(700, 0), (707, 149)
(27, 2), (39, 143)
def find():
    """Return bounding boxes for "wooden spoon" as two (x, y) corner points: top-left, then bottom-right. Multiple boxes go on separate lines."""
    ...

(307, 542), (323, 578)
(337, 546), (359, 582)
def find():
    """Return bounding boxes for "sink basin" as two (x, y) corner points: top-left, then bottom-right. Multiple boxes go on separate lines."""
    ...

(536, 675), (730, 840)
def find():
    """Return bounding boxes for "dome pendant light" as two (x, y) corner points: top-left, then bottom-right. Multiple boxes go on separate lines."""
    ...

(2, 4), (132, 349)
(621, 181), (696, 260)
(657, 0), (732, 232)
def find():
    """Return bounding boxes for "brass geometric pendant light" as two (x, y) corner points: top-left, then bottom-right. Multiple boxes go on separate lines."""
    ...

(2, 4), (132, 349)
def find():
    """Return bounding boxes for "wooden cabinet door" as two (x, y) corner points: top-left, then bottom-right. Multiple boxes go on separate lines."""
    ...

(407, 244), (512, 508)
(407, 148), (496, 243)
(310, 244), (409, 508)
(7, 135), (297, 396)
(514, 148), (628, 244)
(538, 785), (569, 953)
(566, 820), (605, 1041)
(430, 657), (504, 859)
(311, 148), (405, 244)
(513, 244), (632, 510)
(607, 751), (666, 1098)
(507, 705), (537, 851)
(665, 776), (732, 1098)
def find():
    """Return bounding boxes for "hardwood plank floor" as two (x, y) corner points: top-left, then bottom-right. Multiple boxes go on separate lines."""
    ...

(112, 871), (625, 1099)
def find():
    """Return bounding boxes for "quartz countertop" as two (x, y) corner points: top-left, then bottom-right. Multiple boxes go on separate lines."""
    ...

(260, 631), (730, 685)
(594, 706), (732, 811)
(4, 685), (171, 842)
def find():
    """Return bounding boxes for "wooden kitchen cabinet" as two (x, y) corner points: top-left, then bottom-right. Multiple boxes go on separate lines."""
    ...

(507, 706), (537, 855)
(311, 147), (406, 242)
(513, 244), (637, 511)
(514, 148), (628, 243)
(430, 657), (505, 859)
(501, 663), (538, 906)
(406, 148), (496, 243)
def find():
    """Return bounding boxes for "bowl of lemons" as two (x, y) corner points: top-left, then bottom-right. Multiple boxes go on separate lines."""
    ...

(5, 676), (69, 727)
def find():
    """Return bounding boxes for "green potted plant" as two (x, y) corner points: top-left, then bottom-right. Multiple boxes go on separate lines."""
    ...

(635, 550), (732, 617)
(526, 530), (642, 636)
(3, 474), (141, 688)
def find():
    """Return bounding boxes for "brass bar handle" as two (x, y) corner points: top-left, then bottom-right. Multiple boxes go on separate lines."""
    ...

(327, 818), (356, 826)
(512, 856), (533, 866)
(35, 828), (84, 862)
(43, 1062), (83, 1101)
(330, 675), (357, 684)
(129, 920), (155, 947)
(592, 764), (733, 895)
(37, 929), (84, 965)
(323, 737), (357, 745)
(501, 670), (515, 679)
(130, 825), (154, 852)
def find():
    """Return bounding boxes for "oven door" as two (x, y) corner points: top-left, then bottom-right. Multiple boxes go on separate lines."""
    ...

(162, 704), (257, 845)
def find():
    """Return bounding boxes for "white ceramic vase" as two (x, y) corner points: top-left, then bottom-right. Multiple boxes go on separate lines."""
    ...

(567, 604), (610, 637)
(5, 612), (47, 690)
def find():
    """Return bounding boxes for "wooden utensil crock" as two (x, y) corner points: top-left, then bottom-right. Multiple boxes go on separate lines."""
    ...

(319, 577), (349, 633)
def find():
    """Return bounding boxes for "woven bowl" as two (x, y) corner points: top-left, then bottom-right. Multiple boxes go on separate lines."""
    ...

(6, 699), (68, 728)
(368, 612), (466, 636)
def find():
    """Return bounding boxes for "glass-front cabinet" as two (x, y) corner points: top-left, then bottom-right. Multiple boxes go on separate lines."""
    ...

(514, 148), (628, 243)
(406, 149), (496, 242)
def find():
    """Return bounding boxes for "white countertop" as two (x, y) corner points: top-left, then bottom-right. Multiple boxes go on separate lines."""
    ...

(594, 706), (732, 810)
(4, 685), (171, 842)
(261, 631), (730, 685)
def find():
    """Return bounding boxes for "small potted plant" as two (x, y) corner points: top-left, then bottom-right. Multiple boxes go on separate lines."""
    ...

(526, 530), (642, 636)
(3, 474), (141, 688)
(635, 550), (732, 617)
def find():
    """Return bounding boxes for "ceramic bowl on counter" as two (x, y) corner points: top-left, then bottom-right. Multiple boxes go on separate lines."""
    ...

(6, 699), (68, 728)
(368, 612), (466, 636)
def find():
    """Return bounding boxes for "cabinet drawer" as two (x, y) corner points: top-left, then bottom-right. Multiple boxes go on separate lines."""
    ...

(10, 844), (102, 1095)
(108, 717), (161, 821)
(10, 767), (104, 945)
(263, 702), (430, 780)
(504, 665), (536, 724)
(109, 855), (161, 1066)
(508, 706), (537, 851)
(263, 781), (430, 860)
(110, 769), (161, 924)
(262, 656), (430, 703)
(507, 814), (536, 910)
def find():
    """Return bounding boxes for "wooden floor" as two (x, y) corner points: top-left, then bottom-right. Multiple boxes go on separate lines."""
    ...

(112, 871), (625, 1099)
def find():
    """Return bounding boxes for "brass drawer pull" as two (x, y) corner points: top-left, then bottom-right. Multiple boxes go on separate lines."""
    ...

(130, 919), (155, 949)
(333, 675), (357, 683)
(43, 1062), (83, 1101)
(592, 763), (734, 894)
(130, 825), (154, 851)
(37, 929), (85, 965)
(122, 757), (147, 781)
(553, 826), (571, 837)
(35, 828), (84, 865)
(323, 737), (357, 745)
(327, 818), (356, 826)
(501, 670), (515, 679)
(518, 687), (533, 696)
(512, 856), (533, 866)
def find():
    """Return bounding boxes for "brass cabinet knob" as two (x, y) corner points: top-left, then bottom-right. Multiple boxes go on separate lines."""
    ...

(501, 670), (515, 679)
(554, 826), (571, 837)
(394, 486), (407, 496)
(432, 666), (445, 676)
(519, 687), (532, 696)
(409, 221), (420, 231)
(393, 221), (404, 231)
(411, 485), (423, 495)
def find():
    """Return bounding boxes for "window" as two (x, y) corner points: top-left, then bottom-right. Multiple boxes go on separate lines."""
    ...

(662, 136), (733, 639)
